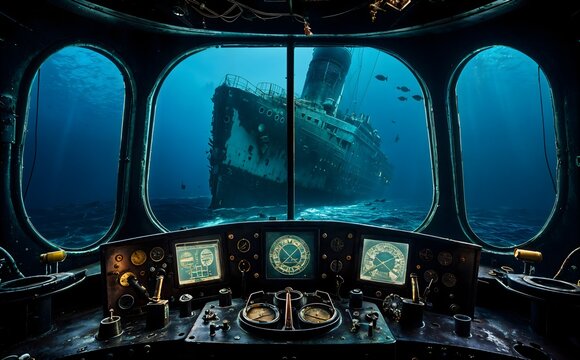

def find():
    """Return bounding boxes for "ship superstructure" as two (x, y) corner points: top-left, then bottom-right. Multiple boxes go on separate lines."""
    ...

(209, 47), (391, 208)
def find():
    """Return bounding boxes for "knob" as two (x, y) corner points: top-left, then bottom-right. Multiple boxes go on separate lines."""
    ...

(179, 293), (193, 317)
(349, 288), (363, 309)
(219, 288), (232, 307)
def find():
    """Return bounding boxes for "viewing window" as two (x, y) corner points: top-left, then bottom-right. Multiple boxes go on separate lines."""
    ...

(149, 46), (432, 231)
(456, 46), (556, 248)
(23, 46), (125, 249)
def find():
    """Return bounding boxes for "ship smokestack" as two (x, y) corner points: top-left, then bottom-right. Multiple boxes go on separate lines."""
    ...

(301, 47), (351, 116)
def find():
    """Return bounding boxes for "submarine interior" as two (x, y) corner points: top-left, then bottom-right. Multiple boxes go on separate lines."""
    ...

(1, 1), (579, 359)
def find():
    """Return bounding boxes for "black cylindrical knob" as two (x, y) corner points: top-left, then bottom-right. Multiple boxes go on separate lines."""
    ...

(179, 293), (193, 317)
(349, 288), (363, 309)
(219, 288), (232, 307)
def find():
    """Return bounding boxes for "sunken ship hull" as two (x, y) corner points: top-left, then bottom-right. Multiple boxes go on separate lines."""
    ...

(209, 48), (391, 209)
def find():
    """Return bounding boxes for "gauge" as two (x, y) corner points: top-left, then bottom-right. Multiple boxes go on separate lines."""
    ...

(442, 273), (457, 287)
(269, 234), (311, 276)
(118, 272), (136, 287)
(382, 293), (403, 321)
(242, 303), (280, 324)
(330, 237), (345, 252)
(419, 248), (433, 262)
(150, 247), (165, 262)
(238, 259), (251, 273)
(130, 250), (147, 266)
(330, 259), (343, 273)
(424, 269), (439, 283)
(237, 238), (251, 253)
(298, 303), (337, 325)
(360, 240), (408, 285)
(437, 251), (453, 266)
(117, 294), (135, 310)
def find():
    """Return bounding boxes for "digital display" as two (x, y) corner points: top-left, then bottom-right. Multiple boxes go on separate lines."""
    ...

(175, 239), (222, 285)
(265, 230), (317, 280)
(359, 237), (409, 285)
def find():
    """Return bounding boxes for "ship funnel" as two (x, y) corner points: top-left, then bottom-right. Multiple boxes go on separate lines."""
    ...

(301, 47), (351, 116)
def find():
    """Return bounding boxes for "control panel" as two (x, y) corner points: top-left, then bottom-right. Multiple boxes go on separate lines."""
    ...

(100, 220), (480, 318)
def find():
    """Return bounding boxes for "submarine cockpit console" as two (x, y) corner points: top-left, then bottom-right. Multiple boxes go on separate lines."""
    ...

(3, 220), (577, 359)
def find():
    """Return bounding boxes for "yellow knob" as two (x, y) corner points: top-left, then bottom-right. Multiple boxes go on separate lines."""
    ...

(40, 250), (67, 263)
(514, 249), (543, 263)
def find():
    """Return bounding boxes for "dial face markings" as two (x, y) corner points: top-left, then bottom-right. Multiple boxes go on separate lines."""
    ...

(298, 304), (336, 325)
(360, 239), (409, 285)
(269, 235), (311, 276)
(130, 250), (147, 266)
(243, 303), (280, 324)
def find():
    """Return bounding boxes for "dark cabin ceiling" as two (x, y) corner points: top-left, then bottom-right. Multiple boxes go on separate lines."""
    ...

(53, 0), (525, 35)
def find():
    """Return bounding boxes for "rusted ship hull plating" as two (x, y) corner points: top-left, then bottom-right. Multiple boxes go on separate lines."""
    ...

(209, 48), (391, 208)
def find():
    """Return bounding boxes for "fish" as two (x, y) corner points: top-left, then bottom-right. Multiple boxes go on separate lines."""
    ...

(412, 94), (424, 101)
(397, 86), (410, 92)
(394, 134), (400, 143)
(375, 74), (388, 81)
(398, 96), (407, 101)
(180, 181), (186, 190)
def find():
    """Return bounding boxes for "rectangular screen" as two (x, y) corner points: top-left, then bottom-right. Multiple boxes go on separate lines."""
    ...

(175, 239), (222, 286)
(265, 230), (317, 280)
(359, 237), (409, 285)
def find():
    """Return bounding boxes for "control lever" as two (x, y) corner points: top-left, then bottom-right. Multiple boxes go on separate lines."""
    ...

(514, 248), (543, 275)
(400, 273), (425, 329)
(283, 287), (295, 330)
(146, 269), (169, 329)
(127, 275), (150, 300)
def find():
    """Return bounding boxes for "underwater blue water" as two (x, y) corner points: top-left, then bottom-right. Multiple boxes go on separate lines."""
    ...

(22, 46), (555, 250)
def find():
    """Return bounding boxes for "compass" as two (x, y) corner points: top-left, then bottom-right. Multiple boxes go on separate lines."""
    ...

(242, 303), (280, 325)
(298, 303), (337, 325)
(268, 234), (311, 276)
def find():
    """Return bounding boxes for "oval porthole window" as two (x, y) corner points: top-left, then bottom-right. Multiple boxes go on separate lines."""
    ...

(456, 46), (556, 248)
(23, 46), (125, 249)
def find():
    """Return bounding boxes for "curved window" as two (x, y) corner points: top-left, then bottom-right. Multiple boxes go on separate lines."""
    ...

(295, 47), (432, 230)
(457, 46), (556, 247)
(149, 48), (288, 230)
(150, 47), (432, 231)
(23, 46), (125, 249)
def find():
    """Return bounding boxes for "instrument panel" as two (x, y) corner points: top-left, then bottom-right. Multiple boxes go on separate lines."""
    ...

(100, 220), (480, 317)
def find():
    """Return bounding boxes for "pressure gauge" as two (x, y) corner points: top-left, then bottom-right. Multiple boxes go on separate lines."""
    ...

(242, 303), (280, 325)
(298, 303), (337, 325)
(130, 250), (147, 266)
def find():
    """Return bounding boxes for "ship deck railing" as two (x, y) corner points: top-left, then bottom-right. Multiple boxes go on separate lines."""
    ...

(223, 74), (287, 104)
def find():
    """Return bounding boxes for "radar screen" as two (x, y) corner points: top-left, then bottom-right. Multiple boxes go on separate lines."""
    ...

(359, 237), (409, 285)
(175, 238), (222, 286)
(265, 230), (317, 280)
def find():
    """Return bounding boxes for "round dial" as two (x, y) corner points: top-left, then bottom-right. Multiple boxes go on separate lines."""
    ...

(360, 242), (407, 284)
(419, 248), (433, 262)
(424, 269), (439, 283)
(437, 251), (453, 266)
(130, 250), (147, 266)
(150, 247), (165, 262)
(330, 237), (345, 252)
(442, 272), (457, 288)
(243, 303), (280, 324)
(118, 272), (136, 287)
(237, 238), (251, 253)
(269, 235), (311, 276)
(298, 303), (336, 325)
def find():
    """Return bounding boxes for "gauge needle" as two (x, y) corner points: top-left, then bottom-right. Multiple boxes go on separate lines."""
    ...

(364, 257), (394, 275)
(254, 312), (272, 320)
(281, 247), (299, 264)
(306, 313), (328, 321)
